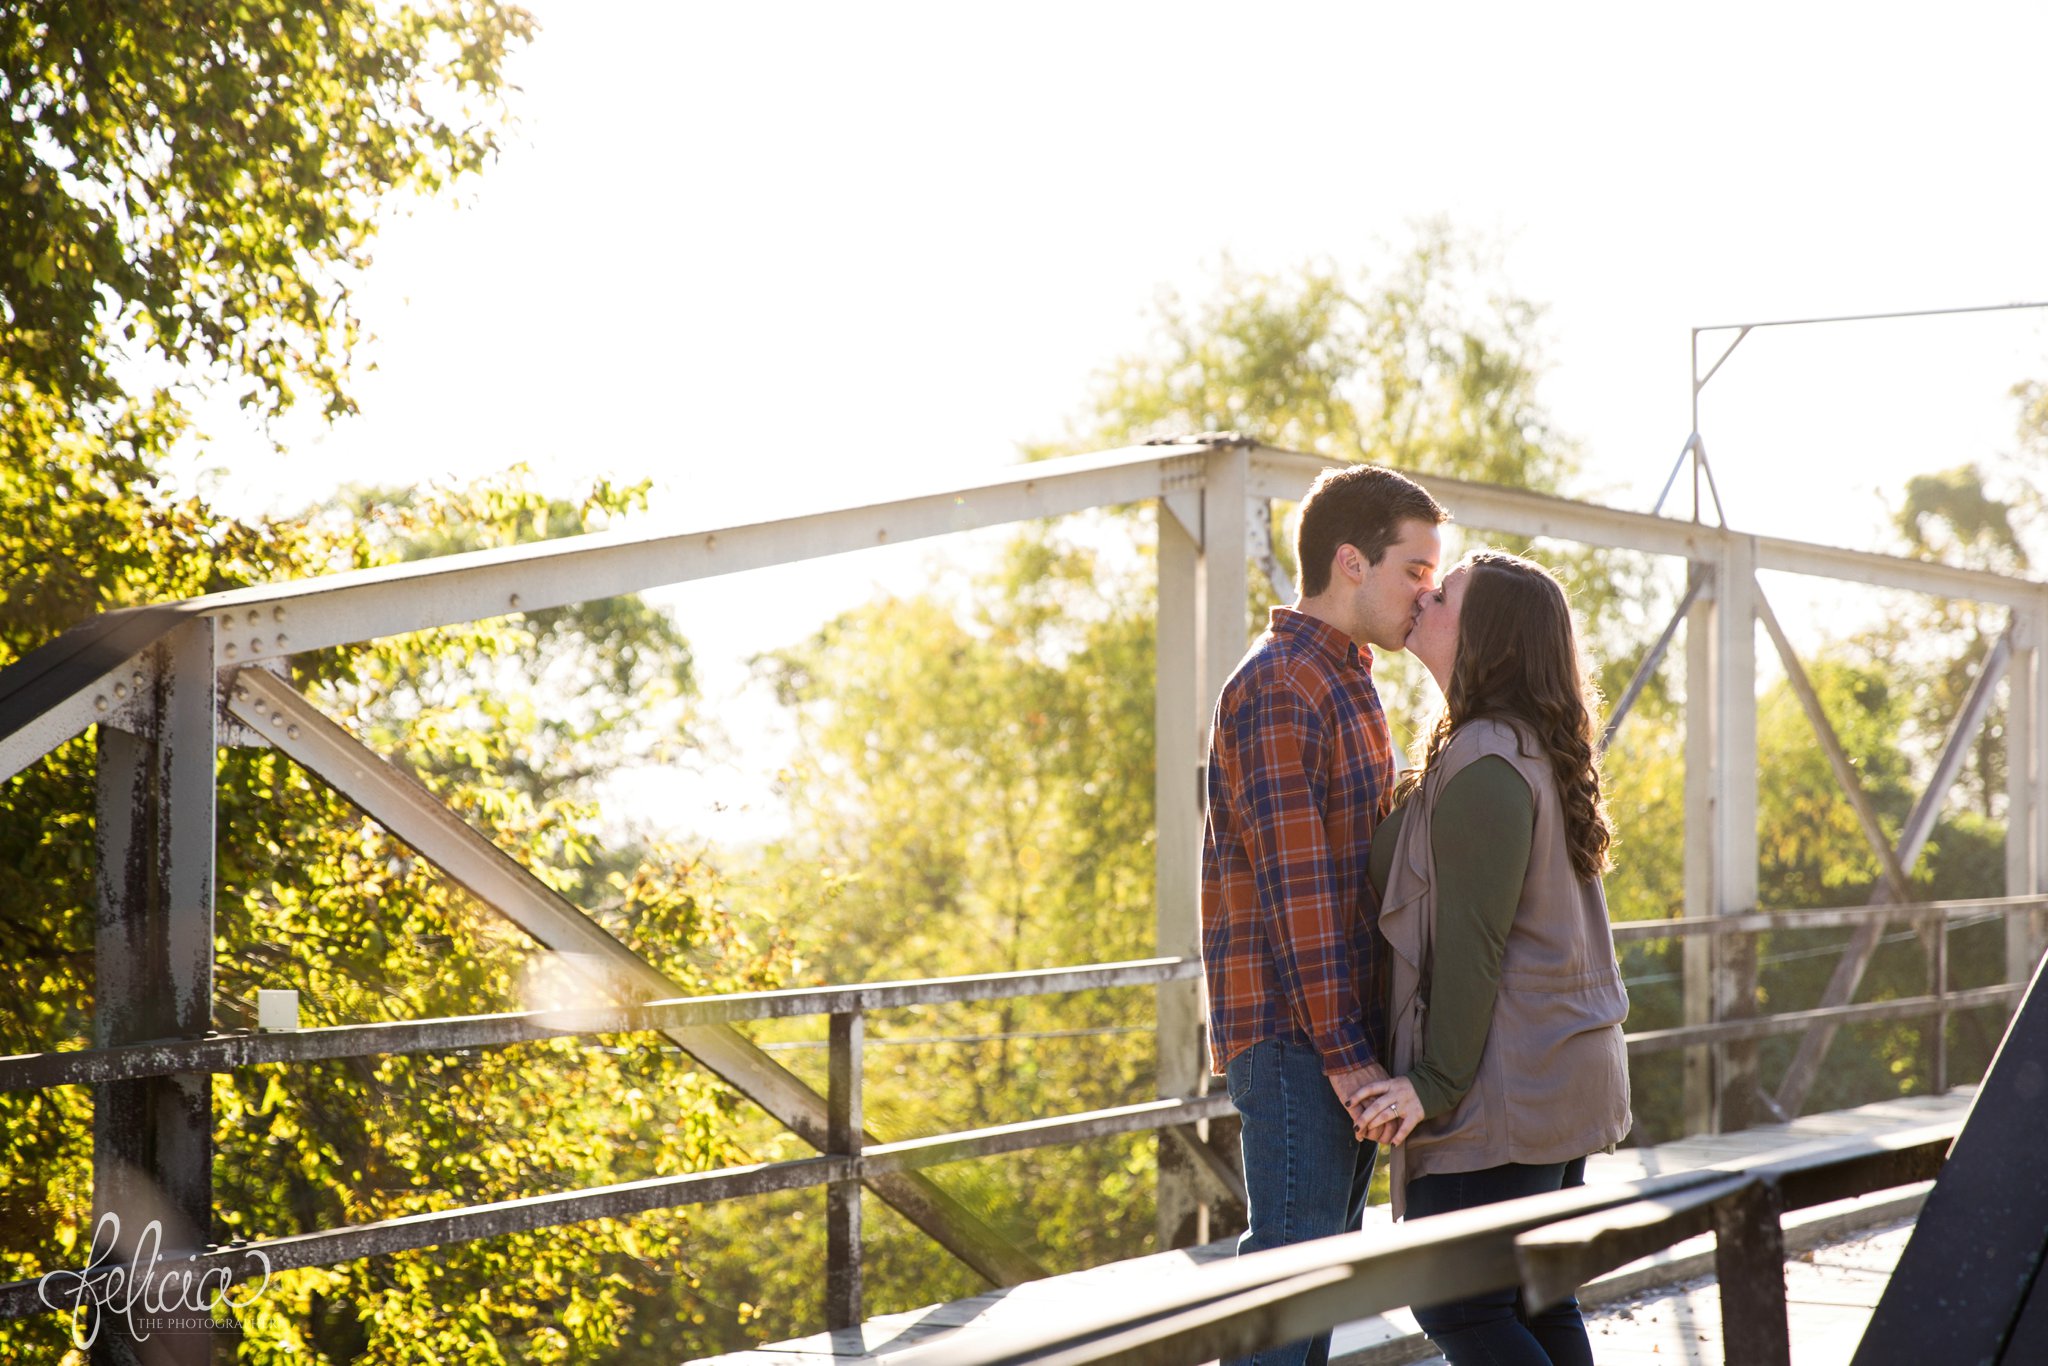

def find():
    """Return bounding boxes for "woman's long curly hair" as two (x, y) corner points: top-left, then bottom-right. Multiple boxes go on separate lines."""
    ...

(1419, 550), (1613, 881)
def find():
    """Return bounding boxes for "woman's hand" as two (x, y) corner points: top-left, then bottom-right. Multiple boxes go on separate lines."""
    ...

(1346, 1074), (1423, 1146)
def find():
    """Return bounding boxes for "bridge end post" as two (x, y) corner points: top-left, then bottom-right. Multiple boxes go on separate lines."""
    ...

(90, 617), (218, 1366)
(825, 1011), (864, 1330)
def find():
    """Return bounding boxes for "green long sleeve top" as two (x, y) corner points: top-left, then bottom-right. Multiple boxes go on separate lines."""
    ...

(1367, 755), (1534, 1119)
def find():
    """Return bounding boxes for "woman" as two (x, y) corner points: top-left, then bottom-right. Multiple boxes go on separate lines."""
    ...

(1349, 550), (1631, 1366)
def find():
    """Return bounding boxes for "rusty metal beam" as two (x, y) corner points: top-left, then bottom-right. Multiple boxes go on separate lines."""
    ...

(90, 618), (218, 1365)
(0, 1090), (1239, 1323)
(0, 1157), (850, 1321)
(863, 1096), (1234, 1176)
(1, 958), (1196, 1091)
(1714, 1179), (1792, 1366)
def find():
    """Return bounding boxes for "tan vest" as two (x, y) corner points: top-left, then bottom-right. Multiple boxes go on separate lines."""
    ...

(1379, 717), (1631, 1217)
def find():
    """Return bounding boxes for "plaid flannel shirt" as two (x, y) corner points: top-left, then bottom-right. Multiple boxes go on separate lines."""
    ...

(1201, 607), (1394, 1077)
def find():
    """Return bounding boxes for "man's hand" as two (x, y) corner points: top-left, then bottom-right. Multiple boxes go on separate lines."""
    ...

(1328, 1061), (1388, 1141)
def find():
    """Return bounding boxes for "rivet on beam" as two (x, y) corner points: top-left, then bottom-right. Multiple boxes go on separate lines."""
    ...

(225, 644), (239, 659)
(510, 594), (522, 610)
(247, 609), (261, 626)
(286, 726), (301, 741)
(94, 696), (109, 711)
(275, 635), (288, 649)
(114, 683), (127, 700)
(249, 638), (262, 653)
(273, 606), (286, 622)
(132, 672), (144, 687)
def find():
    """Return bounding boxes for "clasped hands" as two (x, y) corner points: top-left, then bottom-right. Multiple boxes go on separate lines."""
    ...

(1329, 1062), (1423, 1146)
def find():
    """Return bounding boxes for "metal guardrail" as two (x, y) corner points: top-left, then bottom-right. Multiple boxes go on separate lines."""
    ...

(1611, 894), (2046, 1093)
(7, 438), (2046, 1355)
(885, 1120), (1958, 1366)
(2, 907), (2030, 1332)
(0, 957), (1219, 1327)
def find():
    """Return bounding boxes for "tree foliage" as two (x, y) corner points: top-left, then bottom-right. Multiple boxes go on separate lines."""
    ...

(0, 464), (794, 1364)
(3, 1), (534, 424)
(729, 229), (1631, 1331)
(0, 7), (816, 1358)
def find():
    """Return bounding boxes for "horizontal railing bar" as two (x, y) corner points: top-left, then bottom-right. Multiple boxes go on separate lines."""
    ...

(862, 1095), (1234, 1175)
(894, 1173), (1736, 1366)
(1626, 984), (2021, 1054)
(1516, 1172), (1758, 1313)
(893, 1121), (1961, 1365)
(1753, 1120), (1957, 1212)
(0, 1154), (851, 1320)
(0, 1087), (1232, 1321)
(1515, 1118), (1957, 1315)
(0, 958), (1196, 1092)
(1611, 894), (2048, 942)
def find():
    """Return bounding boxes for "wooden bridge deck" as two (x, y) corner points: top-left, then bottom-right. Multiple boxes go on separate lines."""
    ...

(698, 1088), (1971, 1365)
(1570, 1214), (1913, 1366)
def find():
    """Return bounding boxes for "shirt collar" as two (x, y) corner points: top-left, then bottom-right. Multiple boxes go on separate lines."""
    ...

(1269, 606), (1371, 673)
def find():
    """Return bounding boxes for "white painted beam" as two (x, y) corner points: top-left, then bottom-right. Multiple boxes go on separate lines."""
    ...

(1155, 496), (1206, 1249)
(0, 651), (151, 784)
(191, 444), (1214, 669)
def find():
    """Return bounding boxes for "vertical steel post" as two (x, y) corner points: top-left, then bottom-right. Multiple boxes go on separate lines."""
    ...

(1712, 539), (1760, 1131)
(91, 618), (217, 1366)
(1155, 486), (1207, 1248)
(1681, 563), (1715, 1135)
(1714, 1180), (1791, 1366)
(1931, 915), (1949, 1095)
(2012, 609), (2048, 981)
(1180, 449), (1248, 1251)
(825, 1010), (864, 1330)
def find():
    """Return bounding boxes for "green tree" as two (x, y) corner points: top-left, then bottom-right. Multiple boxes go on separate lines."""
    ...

(718, 537), (1164, 1341)
(0, 468), (795, 1364)
(1049, 224), (1667, 746)
(729, 228), (1657, 1330)
(3, 1), (533, 425)
(0, 11), (824, 1355)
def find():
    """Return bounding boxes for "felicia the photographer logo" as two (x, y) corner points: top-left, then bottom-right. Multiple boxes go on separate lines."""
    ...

(37, 1213), (271, 1346)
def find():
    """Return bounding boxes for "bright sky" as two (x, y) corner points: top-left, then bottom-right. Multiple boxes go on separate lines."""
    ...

(174, 2), (2048, 844)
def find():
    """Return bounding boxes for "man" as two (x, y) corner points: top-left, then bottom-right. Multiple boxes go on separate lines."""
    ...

(1201, 462), (1447, 1366)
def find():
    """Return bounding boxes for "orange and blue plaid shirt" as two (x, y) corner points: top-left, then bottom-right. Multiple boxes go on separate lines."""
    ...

(1201, 607), (1393, 1077)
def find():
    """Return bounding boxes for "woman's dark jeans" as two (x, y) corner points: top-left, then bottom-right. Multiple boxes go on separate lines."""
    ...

(1404, 1156), (1594, 1366)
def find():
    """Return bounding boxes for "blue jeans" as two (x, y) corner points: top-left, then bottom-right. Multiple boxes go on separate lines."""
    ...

(1404, 1157), (1594, 1366)
(1225, 1037), (1378, 1366)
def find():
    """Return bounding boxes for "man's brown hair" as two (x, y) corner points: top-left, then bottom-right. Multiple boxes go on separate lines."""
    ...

(1294, 464), (1448, 597)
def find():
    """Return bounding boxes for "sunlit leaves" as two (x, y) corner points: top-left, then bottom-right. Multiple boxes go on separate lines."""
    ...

(0, 2), (535, 424)
(0, 463), (785, 1362)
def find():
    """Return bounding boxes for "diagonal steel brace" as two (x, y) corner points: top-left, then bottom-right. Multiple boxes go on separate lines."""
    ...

(224, 667), (1045, 1286)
